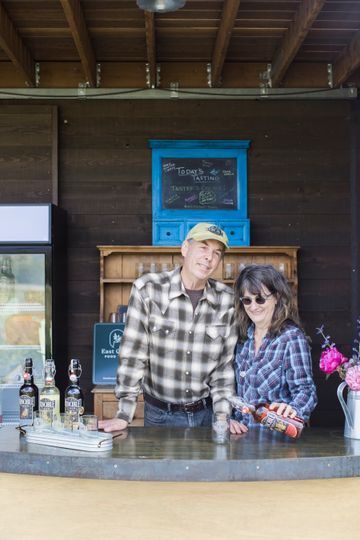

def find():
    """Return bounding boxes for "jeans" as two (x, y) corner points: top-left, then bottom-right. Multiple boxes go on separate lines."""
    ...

(144, 400), (213, 427)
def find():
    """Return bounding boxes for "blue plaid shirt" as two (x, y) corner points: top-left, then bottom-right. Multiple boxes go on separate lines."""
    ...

(234, 324), (317, 424)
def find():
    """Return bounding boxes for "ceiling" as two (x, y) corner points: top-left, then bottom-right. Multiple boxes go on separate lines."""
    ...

(0, 0), (360, 92)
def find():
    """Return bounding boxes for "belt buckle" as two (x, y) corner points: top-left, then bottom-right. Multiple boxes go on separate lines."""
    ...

(184, 399), (202, 413)
(183, 401), (195, 413)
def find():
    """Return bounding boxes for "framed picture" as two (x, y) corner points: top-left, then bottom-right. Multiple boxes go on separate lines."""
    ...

(149, 140), (251, 246)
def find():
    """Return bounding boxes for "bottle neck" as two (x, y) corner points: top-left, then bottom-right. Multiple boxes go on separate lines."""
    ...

(23, 371), (34, 385)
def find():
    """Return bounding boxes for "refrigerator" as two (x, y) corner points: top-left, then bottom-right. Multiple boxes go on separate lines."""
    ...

(0, 204), (67, 424)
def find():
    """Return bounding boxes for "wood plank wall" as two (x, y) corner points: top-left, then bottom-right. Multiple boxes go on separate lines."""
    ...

(0, 99), (355, 427)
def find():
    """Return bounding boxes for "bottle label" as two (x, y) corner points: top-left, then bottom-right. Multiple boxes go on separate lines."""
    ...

(39, 397), (56, 425)
(260, 411), (287, 433)
(19, 395), (35, 422)
(65, 397), (84, 427)
(260, 411), (299, 439)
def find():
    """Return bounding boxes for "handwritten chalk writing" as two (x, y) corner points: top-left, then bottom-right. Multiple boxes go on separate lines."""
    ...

(199, 191), (216, 205)
(194, 175), (220, 183)
(171, 186), (194, 191)
(166, 193), (180, 204)
(175, 167), (204, 176)
(163, 161), (176, 172)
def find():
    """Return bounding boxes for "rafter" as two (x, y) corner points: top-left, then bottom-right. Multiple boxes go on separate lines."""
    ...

(0, 1), (35, 86)
(144, 12), (156, 88)
(211, 0), (240, 87)
(59, 0), (96, 87)
(271, 0), (326, 87)
(333, 29), (360, 87)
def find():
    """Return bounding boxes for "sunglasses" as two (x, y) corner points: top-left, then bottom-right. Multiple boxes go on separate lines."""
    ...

(239, 293), (273, 306)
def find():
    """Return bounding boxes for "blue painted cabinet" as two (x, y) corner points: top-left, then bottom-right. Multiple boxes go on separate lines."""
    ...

(150, 140), (251, 246)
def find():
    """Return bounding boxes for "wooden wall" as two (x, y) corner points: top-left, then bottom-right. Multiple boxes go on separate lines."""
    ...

(0, 98), (355, 426)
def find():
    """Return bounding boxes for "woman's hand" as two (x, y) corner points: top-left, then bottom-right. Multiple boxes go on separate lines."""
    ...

(269, 402), (297, 418)
(230, 419), (248, 434)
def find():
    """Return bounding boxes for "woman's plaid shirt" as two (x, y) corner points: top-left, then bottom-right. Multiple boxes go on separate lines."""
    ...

(115, 268), (238, 422)
(234, 324), (317, 424)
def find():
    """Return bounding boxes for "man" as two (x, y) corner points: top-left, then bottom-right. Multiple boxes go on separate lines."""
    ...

(99, 222), (242, 432)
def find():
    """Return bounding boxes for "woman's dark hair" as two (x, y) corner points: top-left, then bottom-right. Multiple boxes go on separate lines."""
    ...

(234, 264), (302, 340)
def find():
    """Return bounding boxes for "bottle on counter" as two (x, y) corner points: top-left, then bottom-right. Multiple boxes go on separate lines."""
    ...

(230, 396), (304, 439)
(39, 358), (60, 425)
(64, 358), (84, 428)
(19, 358), (38, 425)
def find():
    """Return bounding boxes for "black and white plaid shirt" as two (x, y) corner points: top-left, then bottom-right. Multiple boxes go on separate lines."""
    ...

(115, 267), (238, 422)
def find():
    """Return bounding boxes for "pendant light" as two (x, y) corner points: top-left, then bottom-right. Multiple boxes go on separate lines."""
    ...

(136, 0), (186, 13)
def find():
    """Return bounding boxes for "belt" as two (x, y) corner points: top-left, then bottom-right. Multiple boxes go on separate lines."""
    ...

(144, 392), (212, 413)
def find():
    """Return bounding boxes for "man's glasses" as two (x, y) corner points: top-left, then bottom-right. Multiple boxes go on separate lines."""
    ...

(239, 293), (273, 306)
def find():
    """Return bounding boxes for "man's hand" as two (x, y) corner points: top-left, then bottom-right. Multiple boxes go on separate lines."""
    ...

(98, 418), (128, 432)
(230, 419), (248, 434)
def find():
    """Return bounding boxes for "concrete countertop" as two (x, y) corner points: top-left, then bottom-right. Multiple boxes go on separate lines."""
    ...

(0, 425), (358, 481)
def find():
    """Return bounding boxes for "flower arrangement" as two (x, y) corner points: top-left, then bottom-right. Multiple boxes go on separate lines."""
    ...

(316, 320), (360, 391)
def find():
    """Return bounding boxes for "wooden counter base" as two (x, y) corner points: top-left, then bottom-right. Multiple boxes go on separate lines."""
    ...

(1, 473), (359, 540)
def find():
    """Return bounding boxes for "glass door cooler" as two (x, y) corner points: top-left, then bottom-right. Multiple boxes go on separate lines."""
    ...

(0, 204), (66, 424)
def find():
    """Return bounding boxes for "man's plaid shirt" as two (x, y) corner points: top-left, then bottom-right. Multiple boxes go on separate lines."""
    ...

(115, 267), (238, 422)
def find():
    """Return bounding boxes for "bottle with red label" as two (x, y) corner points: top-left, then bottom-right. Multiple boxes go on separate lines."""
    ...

(231, 396), (304, 439)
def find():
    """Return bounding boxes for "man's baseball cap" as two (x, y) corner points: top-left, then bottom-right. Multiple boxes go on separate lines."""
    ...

(185, 223), (229, 249)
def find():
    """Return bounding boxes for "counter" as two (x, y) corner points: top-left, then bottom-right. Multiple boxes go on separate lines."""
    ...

(0, 425), (359, 482)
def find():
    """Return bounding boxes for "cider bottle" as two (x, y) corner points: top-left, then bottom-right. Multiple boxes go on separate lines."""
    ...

(39, 359), (60, 425)
(19, 358), (38, 425)
(64, 359), (84, 428)
(231, 396), (304, 439)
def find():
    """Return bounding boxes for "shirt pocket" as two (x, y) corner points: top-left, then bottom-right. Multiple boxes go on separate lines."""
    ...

(149, 316), (178, 345)
(204, 324), (228, 358)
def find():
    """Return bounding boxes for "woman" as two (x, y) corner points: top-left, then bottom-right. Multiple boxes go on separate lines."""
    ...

(231, 264), (317, 434)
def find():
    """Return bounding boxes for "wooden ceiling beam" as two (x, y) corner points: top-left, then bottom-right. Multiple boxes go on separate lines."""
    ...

(271, 0), (326, 87)
(0, 1), (35, 86)
(144, 12), (156, 88)
(211, 0), (241, 87)
(60, 0), (96, 87)
(333, 29), (360, 87)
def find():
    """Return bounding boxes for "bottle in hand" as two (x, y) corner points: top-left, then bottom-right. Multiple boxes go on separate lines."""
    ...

(231, 396), (304, 439)
(19, 357), (38, 425)
(64, 358), (84, 428)
(39, 358), (60, 425)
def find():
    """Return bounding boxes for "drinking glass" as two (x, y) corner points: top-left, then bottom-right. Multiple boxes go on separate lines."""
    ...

(33, 411), (47, 431)
(224, 263), (234, 280)
(53, 412), (73, 432)
(212, 412), (230, 444)
(79, 415), (98, 432)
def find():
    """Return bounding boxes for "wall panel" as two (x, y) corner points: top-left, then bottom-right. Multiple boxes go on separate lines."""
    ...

(0, 99), (353, 422)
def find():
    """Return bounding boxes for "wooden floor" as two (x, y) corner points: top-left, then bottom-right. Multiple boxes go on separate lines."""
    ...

(0, 473), (358, 540)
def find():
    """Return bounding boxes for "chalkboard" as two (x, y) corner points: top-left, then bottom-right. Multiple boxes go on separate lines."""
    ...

(162, 158), (237, 210)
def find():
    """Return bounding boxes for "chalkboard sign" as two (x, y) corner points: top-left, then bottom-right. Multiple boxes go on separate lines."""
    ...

(162, 158), (237, 210)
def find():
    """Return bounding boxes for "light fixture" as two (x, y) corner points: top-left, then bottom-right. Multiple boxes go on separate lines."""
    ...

(136, 0), (186, 13)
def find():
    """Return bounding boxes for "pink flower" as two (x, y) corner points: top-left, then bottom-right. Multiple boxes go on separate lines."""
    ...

(319, 347), (348, 374)
(345, 365), (360, 391)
